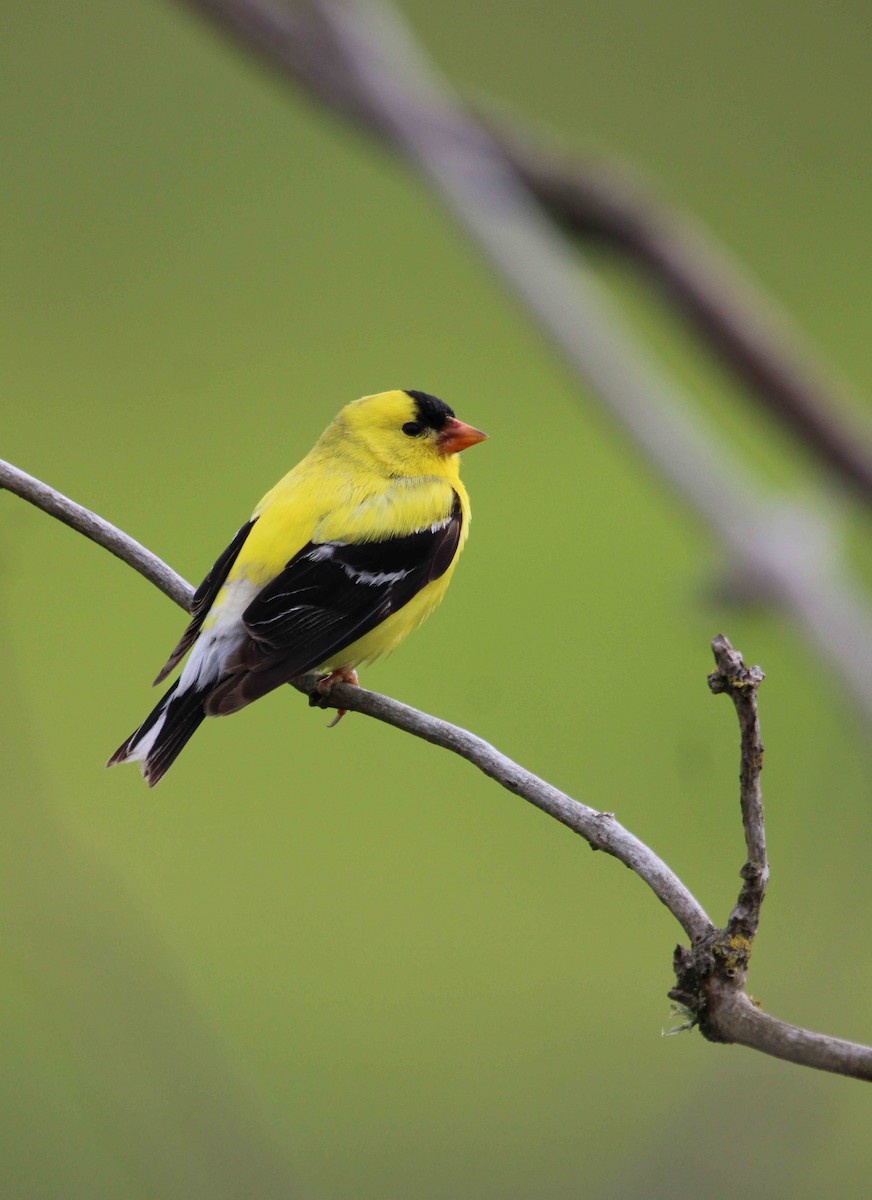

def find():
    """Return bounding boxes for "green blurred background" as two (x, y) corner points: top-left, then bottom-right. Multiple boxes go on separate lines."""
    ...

(4, 1), (872, 1196)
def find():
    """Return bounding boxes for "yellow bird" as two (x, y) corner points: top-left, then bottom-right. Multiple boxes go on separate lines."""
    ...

(108, 389), (487, 786)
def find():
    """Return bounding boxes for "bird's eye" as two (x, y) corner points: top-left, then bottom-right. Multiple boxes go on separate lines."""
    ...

(402, 421), (424, 437)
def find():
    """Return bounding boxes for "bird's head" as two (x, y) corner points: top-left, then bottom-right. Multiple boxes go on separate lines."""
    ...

(335, 390), (487, 476)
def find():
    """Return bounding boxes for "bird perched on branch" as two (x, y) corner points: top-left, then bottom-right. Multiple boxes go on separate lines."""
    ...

(108, 389), (487, 786)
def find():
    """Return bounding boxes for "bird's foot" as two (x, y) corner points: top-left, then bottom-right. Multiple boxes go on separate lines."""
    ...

(309, 668), (360, 727)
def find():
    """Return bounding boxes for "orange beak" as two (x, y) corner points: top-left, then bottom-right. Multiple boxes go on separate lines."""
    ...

(438, 417), (488, 454)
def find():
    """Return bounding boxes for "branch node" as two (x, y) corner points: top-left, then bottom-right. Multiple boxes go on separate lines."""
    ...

(707, 633), (765, 697)
(739, 859), (765, 884)
(670, 928), (755, 1042)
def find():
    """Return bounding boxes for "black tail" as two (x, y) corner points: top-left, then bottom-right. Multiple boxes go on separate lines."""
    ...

(107, 680), (209, 787)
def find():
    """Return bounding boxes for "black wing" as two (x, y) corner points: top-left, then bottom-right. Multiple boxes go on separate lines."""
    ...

(207, 493), (463, 711)
(153, 519), (256, 685)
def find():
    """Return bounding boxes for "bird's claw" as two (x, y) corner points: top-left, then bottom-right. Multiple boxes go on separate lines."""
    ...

(309, 668), (359, 727)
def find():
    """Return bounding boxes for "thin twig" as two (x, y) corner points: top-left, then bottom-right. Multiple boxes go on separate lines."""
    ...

(666, 638), (872, 1081)
(6, 460), (872, 1079)
(0, 458), (193, 610)
(302, 671), (713, 940)
(707, 634), (768, 942)
(709, 990), (872, 1081)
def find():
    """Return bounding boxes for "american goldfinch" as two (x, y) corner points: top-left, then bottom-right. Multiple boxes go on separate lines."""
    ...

(108, 389), (486, 786)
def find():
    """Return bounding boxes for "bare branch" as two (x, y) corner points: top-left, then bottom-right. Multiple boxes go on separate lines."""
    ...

(300, 671), (714, 942)
(707, 634), (768, 942)
(664, 638), (872, 1082)
(6, 461), (872, 1078)
(671, 948), (872, 1082)
(709, 990), (872, 1081)
(0, 458), (193, 611)
(0, 457), (712, 943)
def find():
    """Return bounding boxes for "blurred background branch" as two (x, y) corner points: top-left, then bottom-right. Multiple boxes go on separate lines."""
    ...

(180, 0), (872, 506)
(171, 0), (872, 734)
